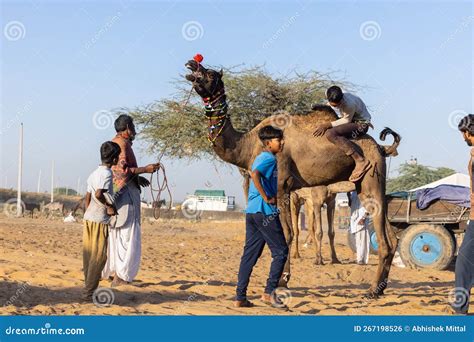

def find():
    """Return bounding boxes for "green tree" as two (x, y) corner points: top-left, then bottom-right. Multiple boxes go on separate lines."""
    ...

(53, 187), (78, 196)
(386, 163), (456, 193)
(119, 66), (353, 161)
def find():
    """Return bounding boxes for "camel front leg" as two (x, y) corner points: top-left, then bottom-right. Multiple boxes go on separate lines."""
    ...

(277, 191), (293, 287)
(326, 195), (340, 264)
(276, 159), (295, 288)
(311, 203), (324, 265)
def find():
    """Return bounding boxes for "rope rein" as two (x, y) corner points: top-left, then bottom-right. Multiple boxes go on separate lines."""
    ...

(148, 85), (195, 219)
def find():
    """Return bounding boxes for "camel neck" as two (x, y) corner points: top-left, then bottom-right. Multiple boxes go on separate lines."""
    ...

(212, 119), (255, 170)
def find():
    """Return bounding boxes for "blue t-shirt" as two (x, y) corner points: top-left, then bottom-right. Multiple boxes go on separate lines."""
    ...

(246, 151), (278, 215)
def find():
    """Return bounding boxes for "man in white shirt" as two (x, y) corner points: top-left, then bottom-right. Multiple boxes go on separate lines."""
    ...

(313, 86), (373, 182)
(348, 192), (370, 265)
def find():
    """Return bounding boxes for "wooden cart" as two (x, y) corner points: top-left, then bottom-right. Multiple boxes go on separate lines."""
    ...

(346, 193), (469, 270)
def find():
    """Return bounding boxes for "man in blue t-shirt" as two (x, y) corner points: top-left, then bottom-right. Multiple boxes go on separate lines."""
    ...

(235, 125), (289, 309)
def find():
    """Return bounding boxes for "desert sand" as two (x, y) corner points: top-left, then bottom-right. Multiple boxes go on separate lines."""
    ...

(0, 214), (466, 315)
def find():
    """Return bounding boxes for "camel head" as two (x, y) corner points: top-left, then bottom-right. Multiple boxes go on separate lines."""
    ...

(185, 56), (229, 145)
(185, 58), (225, 107)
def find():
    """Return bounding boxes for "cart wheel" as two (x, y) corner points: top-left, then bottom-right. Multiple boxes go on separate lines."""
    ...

(399, 224), (455, 270)
(368, 227), (378, 255)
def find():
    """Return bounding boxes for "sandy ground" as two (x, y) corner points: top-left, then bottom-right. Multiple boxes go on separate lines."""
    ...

(0, 214), (467, 315)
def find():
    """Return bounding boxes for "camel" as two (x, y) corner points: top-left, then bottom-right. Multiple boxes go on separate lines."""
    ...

(290, 186), (338, 265)
(184, 58), (401, 297)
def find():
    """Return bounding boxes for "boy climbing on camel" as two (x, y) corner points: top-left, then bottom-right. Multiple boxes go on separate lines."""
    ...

(313, 86), (373, 182)
(234, 125), (289, 309)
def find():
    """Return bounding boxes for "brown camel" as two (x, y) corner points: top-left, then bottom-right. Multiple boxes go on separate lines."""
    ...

(184, 59), (401, 297)
(290, 186), (338, 264)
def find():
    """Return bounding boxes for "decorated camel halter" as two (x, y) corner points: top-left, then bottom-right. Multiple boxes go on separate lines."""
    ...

(204, 91), (228, 146)
(191, 54), (229, 146)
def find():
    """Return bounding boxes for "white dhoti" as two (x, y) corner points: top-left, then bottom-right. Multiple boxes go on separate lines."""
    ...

(353, 225), (370, 264)
(350, 192), (370, 265)
(102, 182), (141, 282)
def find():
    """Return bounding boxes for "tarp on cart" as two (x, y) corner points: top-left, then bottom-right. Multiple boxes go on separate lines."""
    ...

(416, 184), (470, 210)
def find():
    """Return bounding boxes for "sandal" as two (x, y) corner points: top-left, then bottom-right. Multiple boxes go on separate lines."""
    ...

(349, 159), (372, 182)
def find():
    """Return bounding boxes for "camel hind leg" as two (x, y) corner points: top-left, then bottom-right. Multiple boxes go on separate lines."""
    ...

(290, 192), (302, 259)
(326, 194), (340, 264)
(358, 160), (397, 298)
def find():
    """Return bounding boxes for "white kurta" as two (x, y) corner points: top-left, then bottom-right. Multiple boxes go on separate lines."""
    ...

(102, 182), (142, 282)
(350, 192), (370, 264)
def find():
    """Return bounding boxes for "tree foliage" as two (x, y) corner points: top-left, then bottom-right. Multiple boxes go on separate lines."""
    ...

(386, 163), (456, 193)
(53, 187), (78, 196)
(119, 66), (352, 161)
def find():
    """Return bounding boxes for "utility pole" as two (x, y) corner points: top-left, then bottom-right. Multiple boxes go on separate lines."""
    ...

(76, 177), (81, 196)
(51, 160), (54, 203)
(37, 169), (41, 193)
(16, 123), (23, 217)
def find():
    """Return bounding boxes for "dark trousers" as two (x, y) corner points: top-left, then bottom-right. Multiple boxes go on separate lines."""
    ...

(326, 122), (369, 156)
(453, 220), (474, 314)
(236, 213), (289, 301)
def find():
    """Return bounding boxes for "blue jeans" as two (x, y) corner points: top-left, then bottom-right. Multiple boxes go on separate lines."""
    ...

(453, 220), (474, 314)
(236, 213), (288, 301)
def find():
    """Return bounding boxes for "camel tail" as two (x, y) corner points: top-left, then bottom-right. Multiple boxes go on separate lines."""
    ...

(379, 127), (401, 157)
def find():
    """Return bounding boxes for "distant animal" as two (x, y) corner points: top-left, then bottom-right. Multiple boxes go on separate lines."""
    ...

(43, 201), (65, 216)
(70, 197), (86, 216)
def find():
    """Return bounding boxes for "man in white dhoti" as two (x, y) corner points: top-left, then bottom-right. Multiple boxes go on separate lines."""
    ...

(349, 191), (370, 265)
(102, 115), (160, 286)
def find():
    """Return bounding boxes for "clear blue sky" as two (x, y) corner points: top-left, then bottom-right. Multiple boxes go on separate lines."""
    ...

(1, 0), (473, 206)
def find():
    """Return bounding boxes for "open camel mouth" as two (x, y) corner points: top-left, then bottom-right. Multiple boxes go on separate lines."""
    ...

(185, 60), (201, 82)
(185, 60), (197, 71)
